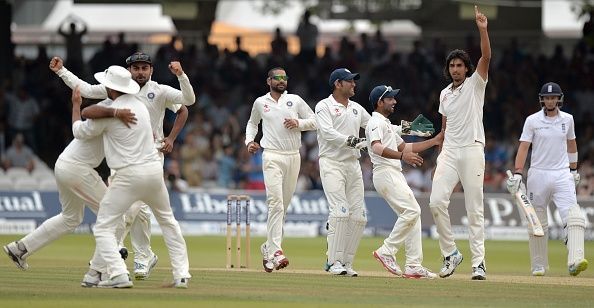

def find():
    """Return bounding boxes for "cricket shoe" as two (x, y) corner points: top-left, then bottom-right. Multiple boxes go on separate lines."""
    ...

(272, 250), (289, 270)
(569, 259), (588, 276)
(260, 243), (274, 273)
(134, 253), (158, 280)
(173, 278), (189, 289)
(373, 249), (402, 276)
(471, 261), (487, 280)
(3, 241), (29, 270)
(344, 263), (358, 277)
(532, 267), (546, 276)
(81, 269), (105, 288)
(403, 266), (437, 279)
(439, 250), (463, 278)
(328, 261), (347, 275)
(97, 273), (133, 288)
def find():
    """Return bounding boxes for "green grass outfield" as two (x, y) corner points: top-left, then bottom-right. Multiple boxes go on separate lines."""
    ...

(0, 235), (592, 307)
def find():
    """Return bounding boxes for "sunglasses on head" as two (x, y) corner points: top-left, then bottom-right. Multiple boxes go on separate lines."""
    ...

(379, 86), (393, 101)
(125, 53), (151, 66)
(270, 75), (289, 81)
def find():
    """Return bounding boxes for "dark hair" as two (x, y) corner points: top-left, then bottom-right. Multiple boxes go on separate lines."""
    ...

(267, 67), (285, 78)
(443, 49), (474, 82)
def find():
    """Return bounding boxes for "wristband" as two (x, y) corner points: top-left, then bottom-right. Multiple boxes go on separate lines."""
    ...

(568, 152), (578, 163)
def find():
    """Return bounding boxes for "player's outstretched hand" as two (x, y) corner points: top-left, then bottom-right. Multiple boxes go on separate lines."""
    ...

(115, 108), (137, 128)
(49, 57), (64, 73)
(402, 152), (423, 167)
(475, 5), (488, 29)
(505, 170), (523, 194)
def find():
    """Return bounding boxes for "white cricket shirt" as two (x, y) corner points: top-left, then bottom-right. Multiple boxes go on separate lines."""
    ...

(72, 94), (160, 170)
(439, 71), (487, 148)
(315, 95), (370, 161)
(365, 112), (404, 171)
(57, 67), (195, 145)
(520, 110), (576, 170)
(245, 92), (316, 153)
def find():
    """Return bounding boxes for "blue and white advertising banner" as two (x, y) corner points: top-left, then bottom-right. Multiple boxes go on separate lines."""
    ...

(0, 190), (592, 240)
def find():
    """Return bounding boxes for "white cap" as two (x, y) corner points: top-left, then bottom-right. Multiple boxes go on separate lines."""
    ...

(94, 66), (140, 94)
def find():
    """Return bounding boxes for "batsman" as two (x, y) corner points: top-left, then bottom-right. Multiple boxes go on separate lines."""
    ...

(507, 81), (587, 277)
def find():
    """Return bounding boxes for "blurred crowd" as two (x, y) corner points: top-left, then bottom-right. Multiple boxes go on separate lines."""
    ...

(1, 23), (593, 197)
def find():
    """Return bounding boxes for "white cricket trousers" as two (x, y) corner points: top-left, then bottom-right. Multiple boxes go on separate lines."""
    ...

(429, 143), (485, 267)
(373, 166), (423, 266)
(262, 149), (300, 257)
(90, 161), (190, 280)
(21, 159), (105, 255)
(319, 157), (366, 220)
(527, 168), (577, 222)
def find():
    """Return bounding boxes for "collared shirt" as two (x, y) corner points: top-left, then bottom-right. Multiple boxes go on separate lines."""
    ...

(72, 94), (160, 170)
(58, 100), (110, 168)
(57, 67), (195, 144)
(245, 91), (316, 153)
(365, 112), (404, 171)
(439, 71), (487, 148)
(315, 94), (370, 161)
(520, 110), (576, 170)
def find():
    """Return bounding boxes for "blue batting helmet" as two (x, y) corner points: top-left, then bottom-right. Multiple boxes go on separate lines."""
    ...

(539, 82), (563, 107)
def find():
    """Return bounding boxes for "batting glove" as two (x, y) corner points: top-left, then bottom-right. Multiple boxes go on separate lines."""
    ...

(354, 137), (367, 152)
(570, 169), (580, 187)
(506, 172), (523, 194)
(346, 135), (362, 148)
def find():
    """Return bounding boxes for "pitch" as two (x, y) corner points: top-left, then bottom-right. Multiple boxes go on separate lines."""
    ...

(0, 235), (592, 307)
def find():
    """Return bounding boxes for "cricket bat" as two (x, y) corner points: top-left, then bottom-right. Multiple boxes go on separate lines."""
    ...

(506, 170), (544, 237)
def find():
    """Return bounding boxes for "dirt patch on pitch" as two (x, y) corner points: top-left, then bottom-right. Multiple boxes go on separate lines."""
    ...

(196, 267), (594, 286)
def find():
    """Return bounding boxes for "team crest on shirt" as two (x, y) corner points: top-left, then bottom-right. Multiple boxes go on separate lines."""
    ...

(286, 101), (293, 107)
(341, 206), (347, 213)
(334, 108), (342, 116)
(561, 123), (566, 133)
(147, 92), (155, 100)
(264, 104), (270, 112)
(352, 109), (358, 115)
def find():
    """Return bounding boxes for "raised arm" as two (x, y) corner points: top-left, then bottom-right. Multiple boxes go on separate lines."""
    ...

(163, 61), (196, 106)
(475, 5), (491, 80)
(50, 56), (108, 99)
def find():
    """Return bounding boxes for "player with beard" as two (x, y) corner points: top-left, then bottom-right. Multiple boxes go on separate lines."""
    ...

(245, 67), (316, 272)
(49, 52), (194, 280)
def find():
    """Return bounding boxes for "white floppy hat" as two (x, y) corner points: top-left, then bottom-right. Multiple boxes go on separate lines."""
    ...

(94, 65), (140, 94)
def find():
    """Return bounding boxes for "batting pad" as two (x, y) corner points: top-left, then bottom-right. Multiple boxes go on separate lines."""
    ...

(344, 219), (366, 265)
(529, 208), (549, 271)
(327, 217), (349, 265)
(566, 205), (585, 265)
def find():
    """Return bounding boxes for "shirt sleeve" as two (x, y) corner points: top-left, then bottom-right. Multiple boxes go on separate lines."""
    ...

(367, 122), (382, 143)
(519, 118), (533, 142)
(315, 102), (349, 147)
(245, 100), (261, 145)
(567, 115), (576, 140)
(57, 67), (108, 99)
(296, 97), (316, 131)
(360, 106), (371, 129)
(72, 119), (107, 140)
(161, 74), (196, 107)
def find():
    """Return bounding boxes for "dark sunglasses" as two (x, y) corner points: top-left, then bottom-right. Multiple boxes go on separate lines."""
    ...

(270, 75), (289, 81)
(126, 53), (152, 66)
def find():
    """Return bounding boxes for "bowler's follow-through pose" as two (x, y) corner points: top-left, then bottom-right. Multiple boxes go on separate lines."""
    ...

(507, 82), (588, 277)
(428, 5), (491, 280)
(50, 52), (194, 280)
(245, 67), (316, 272)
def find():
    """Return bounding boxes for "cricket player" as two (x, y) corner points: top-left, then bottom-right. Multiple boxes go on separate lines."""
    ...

(3, 101), (135, 278)
(507, 82), (588, 277)
(245, 67), (316, 272)
(50, 52), (194, 280)
(429, 5), (491, 280)
(315, 68), (370, 276)
(366, 85), (442, 279)
(72, 66), (190, 288)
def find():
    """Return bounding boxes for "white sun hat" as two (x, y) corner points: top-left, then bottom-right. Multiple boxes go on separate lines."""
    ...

(94, 65), (140, 94)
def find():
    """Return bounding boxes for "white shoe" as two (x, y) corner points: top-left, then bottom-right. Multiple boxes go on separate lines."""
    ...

(97, 274), (133, 288)
(328, 261), (347, 275)
(569, 259), (588, 276)
(344, 263), (358, 277)
(3, 241), (29, 270)
(173, 278), (189, 289)
(372, 249), (402, 276)
(272, 250), (289, 270)
(81, 269), (104, 288)
(471, 261), (487, 280)
(439, 250), (463, 278)
(403, 266), (437, 279)
(260, 243), (274, 273)
(532, 267), (546, 276)
(134, 253), (158, 280)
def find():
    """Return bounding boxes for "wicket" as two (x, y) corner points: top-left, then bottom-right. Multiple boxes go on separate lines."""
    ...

(226, 194), (251, 269)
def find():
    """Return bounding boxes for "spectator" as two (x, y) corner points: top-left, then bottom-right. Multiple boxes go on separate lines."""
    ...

(2, 133), (35, 172)
(5, 85), (40, 149)
(58, 20), (87, 76)
(296, 9), (318, 63)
